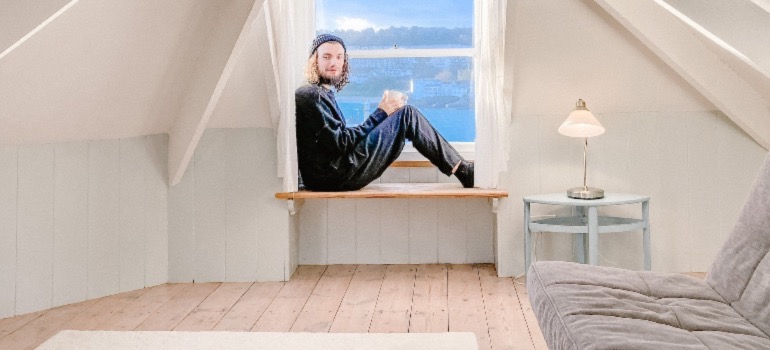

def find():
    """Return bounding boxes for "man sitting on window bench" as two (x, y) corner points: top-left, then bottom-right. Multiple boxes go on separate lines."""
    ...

(295, 34), (474, 192)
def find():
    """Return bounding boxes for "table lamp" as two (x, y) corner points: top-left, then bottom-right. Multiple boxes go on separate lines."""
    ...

(558, 99), (605, 199)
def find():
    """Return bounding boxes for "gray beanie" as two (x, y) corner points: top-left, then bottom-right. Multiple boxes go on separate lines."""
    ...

(309, 34), (346, 57)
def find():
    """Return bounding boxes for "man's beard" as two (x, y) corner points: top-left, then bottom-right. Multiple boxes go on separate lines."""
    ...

(319, 71), (343, 87)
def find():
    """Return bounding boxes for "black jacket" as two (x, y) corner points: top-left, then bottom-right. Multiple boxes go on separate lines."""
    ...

(295, 84), (388, 190)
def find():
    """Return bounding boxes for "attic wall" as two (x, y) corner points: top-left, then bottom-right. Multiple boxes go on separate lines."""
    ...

(0, 135), (168, 318)
(167, 128), (291, 283)
(499, 0), (767, 276)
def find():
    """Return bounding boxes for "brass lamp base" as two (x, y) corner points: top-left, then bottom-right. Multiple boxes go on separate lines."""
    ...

(567, 187), (604, 200)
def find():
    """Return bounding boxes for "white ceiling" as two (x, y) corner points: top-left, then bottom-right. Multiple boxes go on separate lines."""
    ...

(1, 0), (768, 147)
(0, 0), (271, 145)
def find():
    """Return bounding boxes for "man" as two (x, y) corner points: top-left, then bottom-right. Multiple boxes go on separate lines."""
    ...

(295, 34), (474, 191)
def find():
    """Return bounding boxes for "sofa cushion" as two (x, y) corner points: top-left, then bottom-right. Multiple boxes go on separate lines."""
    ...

(707, 153), (770, 336)
(528, 261), (770, 349)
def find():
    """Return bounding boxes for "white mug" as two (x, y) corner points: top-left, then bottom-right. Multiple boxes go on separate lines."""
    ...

(384, 90), (408, 105)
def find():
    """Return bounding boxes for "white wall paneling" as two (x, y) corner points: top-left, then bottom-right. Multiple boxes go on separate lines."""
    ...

(687, 112), (721, 272)
(437, 199), (468, 264)
(53, 142), (89, 306)
(88, 140), (121, 299)
(168, 151), (195, 283)
(225, 128), (258, 282)
(16, 144), (54, 314)
(0, 146), (18, 318)
(167, 128), (290, 283)
(408, 199), (438, 264)
(299, 199), (328, 265)
(144, 135), (169, 287)
(193, 129), (227, 282)
(0, 147), (17, 318)
(0, 135), (170, 317)
(380, 198), (410, 264)
(253, 128), (293, 281)
(299, 196), (495, 265)
(655, 113), (692, 272)
(327, 199), (357, 264)
(355, 199), (382, 264)
(119, 138), (147, 292)
(467, 198), (494, 263)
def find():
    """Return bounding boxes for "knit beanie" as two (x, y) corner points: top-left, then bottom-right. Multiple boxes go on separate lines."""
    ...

(309, 34), (346, 57)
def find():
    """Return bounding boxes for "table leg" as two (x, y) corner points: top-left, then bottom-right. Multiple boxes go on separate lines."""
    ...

(588, 206), (599, 265)
(575, 207), (586, 264)
(524, 201), (531, 273)
(643, 200), (651, 271)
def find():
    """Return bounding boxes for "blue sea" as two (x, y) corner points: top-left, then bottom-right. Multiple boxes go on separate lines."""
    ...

(337, 102), (475, 142)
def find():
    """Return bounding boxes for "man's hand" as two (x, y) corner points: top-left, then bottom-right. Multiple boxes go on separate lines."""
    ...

(378, 90), (407, 115)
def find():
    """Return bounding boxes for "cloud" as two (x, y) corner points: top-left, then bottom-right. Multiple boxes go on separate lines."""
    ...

(335, 16), (377, 31)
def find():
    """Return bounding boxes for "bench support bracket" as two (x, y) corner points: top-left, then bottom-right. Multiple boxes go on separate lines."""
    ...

(490, 198), (500, 214)
(287, 199), (304, 215)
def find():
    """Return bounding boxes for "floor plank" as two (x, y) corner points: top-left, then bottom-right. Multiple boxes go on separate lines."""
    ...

(369, 264), (416, 333)
(478, 265), (535, 350)
(251, 265), (327, 332)
(174, 283), (252, 331)
(448, 264), (490, 350)
(0, 310), (43, 339)
(409, 264), (448, 333)
(0, 299), (98, 350)
(329, 264), (387, 333)
(135, 283), (220, 331)
(291, 265), (356, 332)
(513, 278), (548, 350)
(0, 264), (584, 350)
(100, 284), (189, 331)
(213, 281), (284, 331)
(61, 289), (145, 331)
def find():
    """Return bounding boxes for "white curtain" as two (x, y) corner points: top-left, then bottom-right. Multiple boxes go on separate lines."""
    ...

(264, 0), (314, 192)
(474, 0), (510, 189)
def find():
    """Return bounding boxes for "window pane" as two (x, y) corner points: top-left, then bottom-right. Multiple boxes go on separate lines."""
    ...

(336, 57), (475, 142)
(316, 0), (473, 49)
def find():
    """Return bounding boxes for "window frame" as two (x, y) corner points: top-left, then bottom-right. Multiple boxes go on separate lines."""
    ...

(315, 1), (479, 160)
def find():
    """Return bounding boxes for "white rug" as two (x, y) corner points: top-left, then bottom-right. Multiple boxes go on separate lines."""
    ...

(37, 330), (478, 350)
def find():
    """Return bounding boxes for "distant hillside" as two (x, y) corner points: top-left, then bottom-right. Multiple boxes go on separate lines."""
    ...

(320, 26), (472, 49)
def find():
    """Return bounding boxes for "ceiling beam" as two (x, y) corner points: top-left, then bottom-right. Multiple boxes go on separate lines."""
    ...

(0, 0), (80, 61)
(167, 0), (265, 186)
(595, 0), (770, 150)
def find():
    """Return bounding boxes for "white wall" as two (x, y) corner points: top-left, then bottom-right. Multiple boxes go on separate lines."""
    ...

(298, 171), (494, 265)
(500, 0), (768, 276)
(168, 128), (293, 283)
(0, 134), (168, 318)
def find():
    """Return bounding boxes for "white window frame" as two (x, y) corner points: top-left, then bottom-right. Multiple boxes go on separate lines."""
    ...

(333, 8), (479, 161)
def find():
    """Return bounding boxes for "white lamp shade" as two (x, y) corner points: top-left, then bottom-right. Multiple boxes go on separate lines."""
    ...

(558, 100), (605, 138)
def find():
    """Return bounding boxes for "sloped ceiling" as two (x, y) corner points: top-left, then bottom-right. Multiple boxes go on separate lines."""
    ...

(2, 0), (769, 153)
(596, 0), (770, 150)
(0, 0), (271, 146)
(664, 0), (770, 100)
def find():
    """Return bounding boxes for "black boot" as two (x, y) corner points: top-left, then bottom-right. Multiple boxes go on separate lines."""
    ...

(455, 161), (474, 188)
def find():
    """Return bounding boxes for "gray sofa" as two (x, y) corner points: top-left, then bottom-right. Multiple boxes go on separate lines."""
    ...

(527, 154), (770, 349)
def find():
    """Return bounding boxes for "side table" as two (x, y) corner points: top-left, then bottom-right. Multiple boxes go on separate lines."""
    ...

(524, 193), (650, 273)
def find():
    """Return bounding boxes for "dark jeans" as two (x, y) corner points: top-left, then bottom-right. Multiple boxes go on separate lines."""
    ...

(332, 105), (464, 191)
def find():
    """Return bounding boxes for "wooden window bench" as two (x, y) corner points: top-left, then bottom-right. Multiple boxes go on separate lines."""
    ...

(275, 162), (508, 214)
(276, 183), (508, 214)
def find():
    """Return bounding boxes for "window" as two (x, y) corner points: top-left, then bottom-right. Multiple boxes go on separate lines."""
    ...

(315, 0), (476, 148)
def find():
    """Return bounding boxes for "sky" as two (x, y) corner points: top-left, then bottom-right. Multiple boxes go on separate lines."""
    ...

(316, 0), (473, 31)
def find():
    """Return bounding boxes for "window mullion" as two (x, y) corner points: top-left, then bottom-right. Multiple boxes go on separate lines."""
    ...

(348, 48), (475, 59)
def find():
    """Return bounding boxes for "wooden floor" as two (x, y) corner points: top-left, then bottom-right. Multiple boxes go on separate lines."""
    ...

(0, 264), (547, 350)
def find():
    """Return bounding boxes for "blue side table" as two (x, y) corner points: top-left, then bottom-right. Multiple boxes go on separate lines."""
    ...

(524, 193), (650, 272)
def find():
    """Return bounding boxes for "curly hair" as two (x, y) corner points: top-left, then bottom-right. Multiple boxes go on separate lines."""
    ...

(304, 52), (350, 91)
